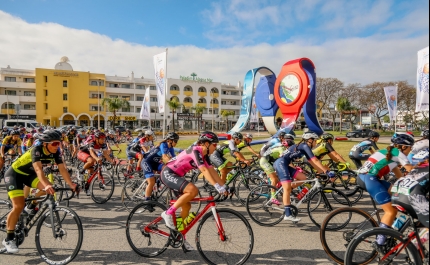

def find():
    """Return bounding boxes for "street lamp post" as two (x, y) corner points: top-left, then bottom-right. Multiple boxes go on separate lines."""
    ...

(211, 89), (214, 131)
(98, 79), (101, 129)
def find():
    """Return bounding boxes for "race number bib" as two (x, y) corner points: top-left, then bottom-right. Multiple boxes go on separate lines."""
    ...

(391, 178), (419, 195)
(358, 161), (374, 174)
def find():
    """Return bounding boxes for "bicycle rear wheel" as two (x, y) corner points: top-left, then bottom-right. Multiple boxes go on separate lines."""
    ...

(126, 201), (169, 257)
(307, 188), (351, 228)
(35, 207), (83, 265)
(196, 208), (254, 265)
(344, 227), (422, 265)
(121, 178), (146, 212)
(90, 172), (115, 204)
(235, 175), (265, 206)
(320, 207), (379, 264)
(0, 199), (12, 254)
(246, 184), (284, 226)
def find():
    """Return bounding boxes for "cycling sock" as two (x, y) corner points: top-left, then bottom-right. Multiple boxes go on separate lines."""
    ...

(166, 206), (177, 215)
(284, 206), (292, 217)
(145, 197), (151, 201)
(376, 222), (390, 245)
(6, 230), (14, 241)
(271, 191), (276, 198)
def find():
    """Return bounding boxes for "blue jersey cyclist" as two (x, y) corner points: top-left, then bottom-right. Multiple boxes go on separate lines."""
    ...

(356, 133), (414, 249)
(259, 132), (288, 157)
(274, 131), (335, 223)
(407, 129), (428, 165)
(349, 131), (380, 169)
(141, 132), (179, 202)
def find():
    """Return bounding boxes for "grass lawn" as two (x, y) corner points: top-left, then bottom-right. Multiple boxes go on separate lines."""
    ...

(115, 136), (390, 170)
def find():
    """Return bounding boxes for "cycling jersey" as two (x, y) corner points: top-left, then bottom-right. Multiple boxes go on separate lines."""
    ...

(1, 136), (22, 154)
(312, 141), (335, 159)
(66, 132), (76, 142)
(79, 137), (108, 153)
(260, 138), (281, 157)
(73, 133), (87, 145)
(408, 140), (429, 164)
(141, 142), (175, 179)
(358, 148), (409, 178)
(260, 145), (286, 175)
(349, 140), (379, 158)
(11, 144), (63, 176)
(106, 135), (119, 144)
(61, 135), (69, 143)
(274, 143), (316, 182)
(216, 140), (239, 158)
(236, 140), (251, 150)
(21, 136), (34, 153)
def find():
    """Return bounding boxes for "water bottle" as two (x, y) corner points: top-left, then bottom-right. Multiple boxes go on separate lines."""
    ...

(392, 215), (407, 231)
(341, 171), (349, 181)
(227, 170), (236, 182)
(19, 211), (29, 226)
(296, 186), (309, 200)
(412, 228), (429, 248)
(176, 212), (196, 231)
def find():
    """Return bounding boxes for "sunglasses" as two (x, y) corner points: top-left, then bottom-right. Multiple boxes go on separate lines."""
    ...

(212, 143), (217, 147)
(47, 141), (61, 147)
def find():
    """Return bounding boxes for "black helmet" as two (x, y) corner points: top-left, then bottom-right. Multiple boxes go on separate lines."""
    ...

(60, 129), (67, 134)
(368, 131), (380, 138)
(198, 131), (219, 143)
(278, 131), (286, 139)
(137, 132), (144, 138)
(10, 130), (20, 135)
(422, 129), (429, 140)
(321, 133), (334, 141)
(165, 132), (179, 141)
(231, 132), (243, 140)
(38, 130), (62, 142)
(94, 132), (106, 138)
(392, 133), (415, 146)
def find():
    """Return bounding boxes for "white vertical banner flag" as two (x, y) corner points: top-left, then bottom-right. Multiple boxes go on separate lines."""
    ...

(250, 96), (258, 122)
(383, 86), (397, 123)
(139, 87), (150, 120)
(416, 46), (429, 112)
(153, 52), (167, 113)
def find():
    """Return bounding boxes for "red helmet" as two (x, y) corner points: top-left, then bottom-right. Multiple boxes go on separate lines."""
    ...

(26, 133), (33, 139)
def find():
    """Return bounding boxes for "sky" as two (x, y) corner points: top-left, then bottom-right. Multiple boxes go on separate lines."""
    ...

(0, 0), (428, 86)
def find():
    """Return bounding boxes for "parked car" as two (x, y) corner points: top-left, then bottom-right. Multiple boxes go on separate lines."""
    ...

(134, 126), (152, 133)
(254, 125), (266, 131)
(346, 128), (373, 138)
(114, 126), (127, 133)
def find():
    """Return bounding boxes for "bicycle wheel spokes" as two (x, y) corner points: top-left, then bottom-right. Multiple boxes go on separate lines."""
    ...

(126, 201), (169, 258)
(35, 207), (83, 264)
(246, 184), (284, 226)
(196, 208), (254, 265)
(90, 173), (115, 204)
(320, 207), (378, 264)
(0, 200), (12, 254)
(121, 178), (146, 212)
(235, 176), (265, 206)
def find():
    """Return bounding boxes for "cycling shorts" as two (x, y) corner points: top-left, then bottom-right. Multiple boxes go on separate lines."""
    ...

(260, 156), (275, 175)
(160, 166), (190, 194)
(273, 158), (298, 183)
(77, 151), (91, 162)
(4, 167), (40, 199)
(209, 150), (229, 170)
(357, 174), (392, 205)
(349, 157), (364, 169)
(127, 150), (142, 160)
(141, 160), (162, 179)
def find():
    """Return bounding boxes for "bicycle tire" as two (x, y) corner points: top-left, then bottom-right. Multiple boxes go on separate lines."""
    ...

(35, 207), (83, 265)
(126, 201), (169, 257)
(42, 176), (69, 227)
(332, 183), (363, 205)
(320, 207), (378, 264)
(90, 172), (115, 204)
(246, 184), (284, 226)
(235, 175), (265, 206)
(307, 188), (351, 228)
(121, 178), (146, 212)
(196, 208), (254, 265)
(0, 199), (12, 254)
(344, 227), (423, 265)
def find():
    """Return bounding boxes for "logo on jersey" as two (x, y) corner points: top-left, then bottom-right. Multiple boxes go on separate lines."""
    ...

(163, 171), (178, 184)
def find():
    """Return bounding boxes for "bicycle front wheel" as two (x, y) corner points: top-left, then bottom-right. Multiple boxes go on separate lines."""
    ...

(196, 208), (254, 265)
(90, 172), (115, 204)
(246, 184), (284, 226)
(344, 227), (422, 265)
(235, 175), (265, 206)
(0, 199), (12, 254)
(35, 207), (83, 265)
(121, 178), (146, 212)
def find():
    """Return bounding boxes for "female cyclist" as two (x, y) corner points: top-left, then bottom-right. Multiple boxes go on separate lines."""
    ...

(312, 132), (347, 163)
(408, 129), (428, 165)
(349, 131), (380, 169)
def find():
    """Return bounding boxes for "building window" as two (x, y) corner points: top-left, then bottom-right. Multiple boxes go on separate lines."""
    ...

(5, 90), (17, 95)
(122, 108), (131, 112)
(24, 104), (36, 110)
(45, 103), (48, 110)
(150, 86), (156, 90)
(63, 80), (68, 87)
(24, 91), (35, 96)
(5, 77), (16, 82)
(2, 103), (15, 109)
(63, 93), (68, 100)
(136, 96), (144, 101)
(24, 78), (35, 83)
(136, 107), (141, 113)
(91, 106), (101, 111)
(63, 107), (68, 113)
(45, 90), (48, 96)
(150, 97), (157, 102)
(150, 108), (157, 113)
(90, 80), (104, 86)
(109, 95), (118, 98)
(121, 84), (131, 89)
(91, 93), (101, 99)
(221, 101), (226, 105)
(122, 96), (131, 101)
(44, 76), (48, 82)
(109, 83), (119, 88)
(136, 85), (145, 89)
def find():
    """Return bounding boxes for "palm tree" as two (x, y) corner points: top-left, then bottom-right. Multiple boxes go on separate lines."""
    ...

(166, 98), (182, 132)
(336, 97), (353, 133)
(101, 97), (131, 128)
(221, 110), (235, 132)
(192, 104), (205, 133)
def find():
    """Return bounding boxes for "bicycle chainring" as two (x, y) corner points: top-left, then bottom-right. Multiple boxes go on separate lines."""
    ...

(169, 230), (184, 248)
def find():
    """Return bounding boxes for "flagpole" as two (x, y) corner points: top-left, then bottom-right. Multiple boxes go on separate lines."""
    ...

(163, 48), (168, 138)
(394, 84), (398, 133)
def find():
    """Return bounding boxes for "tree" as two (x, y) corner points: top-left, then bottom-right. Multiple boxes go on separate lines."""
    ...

(192, 104), (205, 133)
(316, 78), (344, 129)
(166, 98), (182, 132)
(336, 97), (354, 133)
(101, 97), (131, 128)
(221, 110), (235, 132)
(359, 82), (394, 130)
(397, 81), (417, 128)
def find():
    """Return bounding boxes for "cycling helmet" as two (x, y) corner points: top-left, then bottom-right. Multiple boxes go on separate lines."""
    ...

(368, 131), (380, 138)
(19, 127), (26, 132)
(38, 127), (44, 132)
(244, 133), (253, 139)
(392, 133), (415, 146)
(423, 129), (429, 140)
(144, 130), (154, 136)
(137, 132), (144, 138)
(26, 133), (33, 139)
(60, 129), (67, 134)
(10, 130), (20, 135)
(198, 131), (219, 143)
(38, 130), (62, 142)
(165, 132), (179, 141)
(231, 132), (243, 140)
(282, 139), (294, 147)
(94, 132), (106, 139)
(302, 131), (319, 140)
(31, 129), (37, 133)
(278, 132), (287, 139)
(413, 149), (429, 163)
(321, 133), (334, 141)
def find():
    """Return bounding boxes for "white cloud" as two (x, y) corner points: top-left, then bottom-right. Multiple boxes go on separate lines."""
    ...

(0, 10), (427, 88)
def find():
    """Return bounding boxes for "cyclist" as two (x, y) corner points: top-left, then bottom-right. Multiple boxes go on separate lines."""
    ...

(260, 133), (296, 203)
(408, 129), (428, 165)
(19, 127), (27, 140)
(66, 127), (77, 155)
(356, 133), (415, 247)
(125, 130), (155, 172)
(77, 132), (115, 195)
(237, 133), (261, 158)
(2, 130), (77, 253)
(72, 128), (87, 159)
(125, 128), (132, 140)
(349, 131), (380, 169)
(312, 133), (347, 164)
(160, 131), (228, 251)
(21, 133), (35, 153)
(209, 132), (251, 182)
(260, 131), (290, 156)
(106, 130), (122, 152)
(0, 130), (23, 171)
(1, 126), (10, 139)
(274, 131), (335, 222)
(59, 129), (69, 153)
(141, 132), (179, 202)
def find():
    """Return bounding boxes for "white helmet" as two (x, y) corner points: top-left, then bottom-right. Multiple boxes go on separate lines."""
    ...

(144, 130), (154, 136)
(245, 133), (253, 139)
(302, 131), (319, 140)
